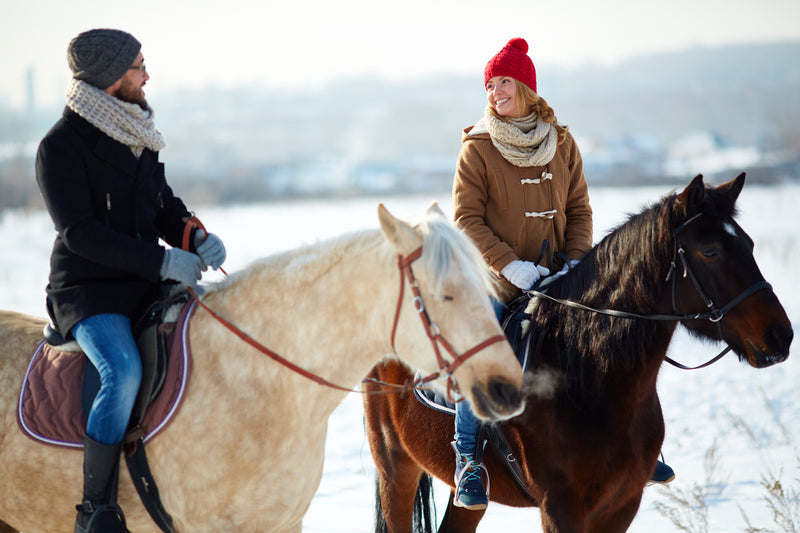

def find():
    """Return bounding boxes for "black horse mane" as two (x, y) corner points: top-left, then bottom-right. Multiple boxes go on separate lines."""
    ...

(522, 184), (739, 402)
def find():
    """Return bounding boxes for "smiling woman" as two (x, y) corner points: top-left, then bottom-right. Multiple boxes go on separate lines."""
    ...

(445, 36), (597, 510)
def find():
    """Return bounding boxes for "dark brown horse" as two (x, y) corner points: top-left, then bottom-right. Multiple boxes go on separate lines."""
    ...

(363, 174), (794, 533)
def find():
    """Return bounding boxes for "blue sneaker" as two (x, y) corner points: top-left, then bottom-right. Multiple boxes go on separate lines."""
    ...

(650, 460), (676, 484)
(451, 442), (489, 510)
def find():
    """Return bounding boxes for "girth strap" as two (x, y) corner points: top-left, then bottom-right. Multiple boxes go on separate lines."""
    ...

(124, 438), (177, 533)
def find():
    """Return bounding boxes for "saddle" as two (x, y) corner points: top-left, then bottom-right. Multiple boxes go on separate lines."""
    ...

(38, 288), (191, 441)
(21, 288), (195, 533)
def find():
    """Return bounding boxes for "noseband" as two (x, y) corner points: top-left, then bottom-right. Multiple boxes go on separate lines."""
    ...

(389, 247), (507, 398)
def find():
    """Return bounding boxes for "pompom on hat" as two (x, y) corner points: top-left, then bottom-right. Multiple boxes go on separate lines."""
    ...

(67, 29), (141, 90)
(484, 37), (537, 93)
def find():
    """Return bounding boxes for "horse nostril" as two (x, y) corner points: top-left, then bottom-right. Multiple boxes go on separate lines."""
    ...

(487, 378), (522, 409)
(765, 324), (794, 356)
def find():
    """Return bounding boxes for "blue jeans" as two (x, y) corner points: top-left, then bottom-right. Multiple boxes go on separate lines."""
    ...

(454, 298), (507, 456)
(72, 314), (142, 446)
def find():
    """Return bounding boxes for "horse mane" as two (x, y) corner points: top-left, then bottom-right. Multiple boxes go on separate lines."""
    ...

(524, 183), (742, 402)
(202, 208), (497, 301)
(413, 212), (498, 298)
(525, 192), (679, 401)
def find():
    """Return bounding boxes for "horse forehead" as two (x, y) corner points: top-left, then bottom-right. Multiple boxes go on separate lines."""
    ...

(722, 219), (754, 249)
(420, 259), (480, 289)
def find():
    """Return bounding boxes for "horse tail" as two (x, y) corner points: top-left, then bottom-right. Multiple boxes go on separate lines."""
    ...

(373, 472), (436, 533)
(374, 473), (387, 533)
(412, 473), (436, 533)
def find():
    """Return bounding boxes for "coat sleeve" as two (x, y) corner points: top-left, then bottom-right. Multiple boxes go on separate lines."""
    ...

(152, 162), (193, 250)
(35, 133), (166, 282)
(562, 134), (594, 260)
(452, 139), (518, 277)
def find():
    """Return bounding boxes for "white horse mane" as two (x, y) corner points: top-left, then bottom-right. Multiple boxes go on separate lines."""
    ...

(203, 209), (497, 299)
(412, 212), (498, 298)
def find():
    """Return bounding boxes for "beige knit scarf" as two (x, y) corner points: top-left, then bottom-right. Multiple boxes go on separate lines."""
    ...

(472, 105), (558, 168)
(65, 79), (166, 158)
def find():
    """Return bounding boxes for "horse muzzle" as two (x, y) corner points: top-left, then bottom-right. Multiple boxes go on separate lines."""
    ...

(744, 324), (793, 368)
(470, 377), (526, 421)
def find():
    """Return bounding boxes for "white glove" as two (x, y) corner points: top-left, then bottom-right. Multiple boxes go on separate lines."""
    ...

(194, 229), (227, 270)
(501, 260), (550, 290)
(554, 259), (580, 278)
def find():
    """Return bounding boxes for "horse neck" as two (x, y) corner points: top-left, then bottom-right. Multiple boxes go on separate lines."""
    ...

(195, 231), (399, 406)
(537, 211), (679, 401)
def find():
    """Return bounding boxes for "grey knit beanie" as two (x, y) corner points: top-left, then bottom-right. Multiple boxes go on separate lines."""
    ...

(67, 29), (141, 90)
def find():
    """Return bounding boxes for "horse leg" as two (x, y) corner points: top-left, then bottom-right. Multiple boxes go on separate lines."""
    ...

(0, 520), (20, 533)
(586, 495), (642, 533)
(374, 455), (425, 533)
(364, 381), (427, 532)
(437, 494), (484, 533)
(539, 493), (588, 533)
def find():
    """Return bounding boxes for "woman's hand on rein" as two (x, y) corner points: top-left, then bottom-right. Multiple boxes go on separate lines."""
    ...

(501, 260), (550, 289)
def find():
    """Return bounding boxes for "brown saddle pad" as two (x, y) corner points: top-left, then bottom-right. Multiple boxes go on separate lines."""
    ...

(16, 300), (196, 449)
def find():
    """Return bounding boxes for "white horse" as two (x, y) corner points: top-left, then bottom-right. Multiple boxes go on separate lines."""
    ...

(0, 204), (524, 533)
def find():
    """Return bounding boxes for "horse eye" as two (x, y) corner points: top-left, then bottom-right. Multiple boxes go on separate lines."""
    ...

(702, 247), (719, 259)
(437, 295), (455, 302)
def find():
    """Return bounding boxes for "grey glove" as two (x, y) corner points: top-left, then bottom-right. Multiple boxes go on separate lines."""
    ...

(159, 248), (205, 286)
(194, 229), (227, 270)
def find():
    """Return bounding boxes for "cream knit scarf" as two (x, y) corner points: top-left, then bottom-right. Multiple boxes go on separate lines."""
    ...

(472, 105), (558, 168)
(65, 79), (166, 158)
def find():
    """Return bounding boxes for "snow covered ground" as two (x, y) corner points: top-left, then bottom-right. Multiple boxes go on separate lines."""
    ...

(1, 181), (798, 532)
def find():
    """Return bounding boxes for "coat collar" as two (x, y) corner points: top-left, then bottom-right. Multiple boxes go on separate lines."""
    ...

(63, 106), (144, 177)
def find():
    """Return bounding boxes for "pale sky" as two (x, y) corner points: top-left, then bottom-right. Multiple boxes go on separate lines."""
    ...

(3, 0), (800, 109)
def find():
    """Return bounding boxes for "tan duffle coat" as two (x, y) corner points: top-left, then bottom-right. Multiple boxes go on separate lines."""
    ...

(452, 125), (593, 301)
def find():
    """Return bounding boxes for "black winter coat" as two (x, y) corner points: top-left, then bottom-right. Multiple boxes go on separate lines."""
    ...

(35, 107), (192, 335)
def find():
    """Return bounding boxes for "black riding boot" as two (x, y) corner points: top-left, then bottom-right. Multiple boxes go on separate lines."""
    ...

(74, 435), (130, 533)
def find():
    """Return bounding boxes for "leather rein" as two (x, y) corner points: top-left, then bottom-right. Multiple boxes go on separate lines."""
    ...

(527, 212), (772, 370)
(181, 217), (505, 395)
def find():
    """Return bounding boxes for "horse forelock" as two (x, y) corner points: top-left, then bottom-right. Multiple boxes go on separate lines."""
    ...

(671, 181), (740, 229)
(415, 213), (497, 299)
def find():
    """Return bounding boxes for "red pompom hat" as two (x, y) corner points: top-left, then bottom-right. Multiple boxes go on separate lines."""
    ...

(484, 37), (537, 93)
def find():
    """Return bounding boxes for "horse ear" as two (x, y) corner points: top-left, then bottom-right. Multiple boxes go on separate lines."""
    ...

(378, 204), (423, 255)
(677, 174), (706, 215)
(717, 172), (746, 203)
(426, 202), (445, 217)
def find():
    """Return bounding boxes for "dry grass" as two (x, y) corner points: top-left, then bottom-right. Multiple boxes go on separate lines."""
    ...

(655, 388), (800, 532)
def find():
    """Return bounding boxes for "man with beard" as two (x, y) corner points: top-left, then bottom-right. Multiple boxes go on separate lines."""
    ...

(35, 29), (226, 533)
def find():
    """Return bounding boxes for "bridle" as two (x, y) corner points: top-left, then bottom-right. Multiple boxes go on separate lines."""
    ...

(182, 217), (506, 395)
(527, 212), (772, 370)
(386, 247), (507, 399)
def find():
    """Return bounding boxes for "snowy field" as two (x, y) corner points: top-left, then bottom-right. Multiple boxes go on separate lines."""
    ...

(1, 181), (798, 532)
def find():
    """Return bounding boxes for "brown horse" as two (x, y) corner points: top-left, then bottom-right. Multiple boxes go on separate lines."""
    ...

(363, 174), (794, 533)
